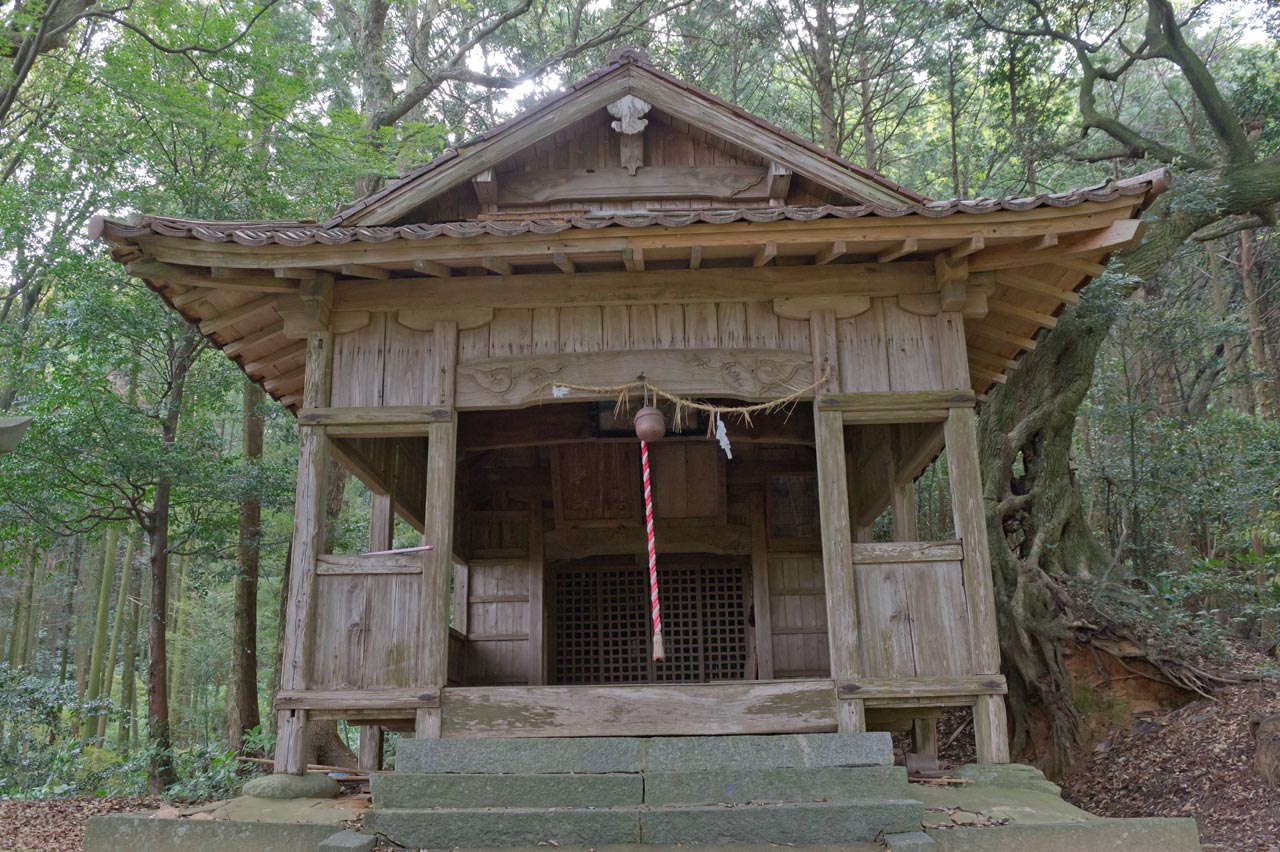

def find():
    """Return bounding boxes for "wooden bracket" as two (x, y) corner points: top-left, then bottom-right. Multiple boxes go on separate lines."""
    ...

(934, 252), (969, 312)
(773, 295), (870, 320)
(767, 162), (792, 205)
(399, 307), (494, 331)
(473, 168), (497, 212)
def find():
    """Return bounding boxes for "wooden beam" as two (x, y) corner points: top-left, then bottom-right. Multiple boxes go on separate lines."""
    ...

(767, 162), (792, 201)
(472, 168), (497, 207)
(850, 540), (963, 563)
(551, 252), (575, 274)
(837, 675), (1006, 699)
(297, 405), (453, 429)
(949, 236), (984, 259)
(877, 237), (918, 263)
(413, 259), (454, 278)
(340, 263), (389, 280)
(996, 270), (1081, 304)
(440, 680), (836, 738)
(814, 241), (846, 265)
(1052, 255), (1107, 277)
(316, 553), (422, 575)
(752, 242), (777, 267)
(817, 390), (975, 413)
(987, 300), (1058, 329)
(689, 245), (703, 270)
(263, 366), (305, 393)
(244, 340), (306, 375)
(334, 263), (938, 313)
(129, 260), (300, 295)
(967, 348), (1019, 372)
(1027, 233), (1058, 251)
(200, 295), (278, 336)
(970, 325), (1038, 351)
(623, 247), (644, 272)
(273, 267), (323, 279)
(171, 290), (211, 310)
(224, 321), (285, 357)
(969, 365), (1008, 386)
(1061, 219), (1145, 255)
(275, 688), (439, 711)
(481, 256), (513, 276)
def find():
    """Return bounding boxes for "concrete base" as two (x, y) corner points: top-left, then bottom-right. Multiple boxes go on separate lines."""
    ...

(84, 795), (362, 852)
(927, 818), (1202, 852)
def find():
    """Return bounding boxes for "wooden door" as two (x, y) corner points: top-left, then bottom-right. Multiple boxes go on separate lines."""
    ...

(549, 555), (752, 684)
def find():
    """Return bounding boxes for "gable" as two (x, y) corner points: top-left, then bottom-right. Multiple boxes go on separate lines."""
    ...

(332, 58), (922, 228)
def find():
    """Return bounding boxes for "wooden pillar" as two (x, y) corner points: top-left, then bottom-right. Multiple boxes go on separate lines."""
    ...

(370, 492), (394, 551)
(358, 724), (384, 772)
(416, 320), (459, 738)
(527, 502), (546, 685)
(888, 441), (919, 541)
(275, 331), (333, 775)
(750, 501), (775, 680)
(944, 405), (1009, 763)
(811, 308), (864, 731)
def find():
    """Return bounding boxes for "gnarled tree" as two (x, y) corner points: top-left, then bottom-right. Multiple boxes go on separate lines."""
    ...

(971, 0), (1279, 765)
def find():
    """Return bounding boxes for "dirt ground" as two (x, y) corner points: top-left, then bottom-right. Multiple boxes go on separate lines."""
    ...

(0, 797), (161, 852)
(1061, 680), (1280, 852)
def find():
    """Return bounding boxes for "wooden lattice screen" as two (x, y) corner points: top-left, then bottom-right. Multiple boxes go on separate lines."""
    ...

(551, 556), (751, 684)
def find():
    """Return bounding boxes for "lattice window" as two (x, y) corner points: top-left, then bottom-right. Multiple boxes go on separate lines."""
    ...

(551, 557), (750, 684)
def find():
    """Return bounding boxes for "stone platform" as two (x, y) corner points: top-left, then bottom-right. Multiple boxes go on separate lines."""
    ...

(83, 734), (1203, 852)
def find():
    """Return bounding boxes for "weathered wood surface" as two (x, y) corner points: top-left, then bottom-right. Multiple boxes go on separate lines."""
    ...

(309, 572), (421, 689)
(315, 553), (423, 575)
(440, 679), (837, 738)
(850, 541), (962, 563)
(456, 348), (814, 409)
(500, 166), (774, 203)
(855, 556), (974, 680)
(837, 675), (1006, 699)
(544, 524), (751, 561)
(275, 331), (333, 775)
(298, 405), (451, 428)
(767, 554), (829, 679)
(275, 688), (440, 710)
(464, 558), (532, 686)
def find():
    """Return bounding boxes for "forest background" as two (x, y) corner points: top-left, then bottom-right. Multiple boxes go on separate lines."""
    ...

(1, 0), (1279, 804)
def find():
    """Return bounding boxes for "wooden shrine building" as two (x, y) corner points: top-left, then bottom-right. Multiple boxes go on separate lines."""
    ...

(92, 47), (1167, 775)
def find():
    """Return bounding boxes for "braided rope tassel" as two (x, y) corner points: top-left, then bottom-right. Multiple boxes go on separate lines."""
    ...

(640, 439), (664, 661)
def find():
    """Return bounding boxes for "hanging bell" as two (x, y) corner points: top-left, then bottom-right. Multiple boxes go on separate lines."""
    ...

(634, 406), (666, 442)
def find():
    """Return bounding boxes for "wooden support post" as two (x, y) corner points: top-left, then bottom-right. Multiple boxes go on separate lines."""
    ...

(750, 501), (775, 680)
(417, 321), (458, 738)
(527, 502), (546, 686)
(274, 331), (333, 775)
(370, 492), (394, 552)
(912, 717), (938, 762)
(810, 306), (862, 729)
(358, 725), (384, 772)
(889, 450), (919, 542)
(944, 406), (1009, 763)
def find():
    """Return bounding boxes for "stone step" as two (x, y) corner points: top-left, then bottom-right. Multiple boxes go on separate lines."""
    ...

(393, 733), (893, 775)
(373, 764), (909, 809)
(643, 765), (911, 805)
(372, 771), (645, 809)
(364, 800), (923, 849)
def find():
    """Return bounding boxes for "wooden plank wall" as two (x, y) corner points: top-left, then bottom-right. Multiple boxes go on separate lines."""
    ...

(458, 302), (812, 363)
(767, 555), (830, 678)
(835, 298), (960, 393)
(464, 559), (533, 685)
(854, 558), (975, 678)
(331, 314), (435, 407)
(310, 573), (420, 690)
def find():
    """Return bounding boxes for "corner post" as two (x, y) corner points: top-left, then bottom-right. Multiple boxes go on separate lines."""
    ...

(810, 308), (864, 732)
(416, 321), (458, 737)
(275, 330), (333, 775)
(944, 405), (1010, 763)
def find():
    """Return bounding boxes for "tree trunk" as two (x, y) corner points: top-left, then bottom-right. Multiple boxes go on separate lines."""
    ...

(98, 529), (137, 741)
(1240, 230), (1278, 417)
(227, 380), (264, 751)
(85, 526), (119, 741)
(145, 331), (199, 792)
(57, 536), (82, 685)
(6, 546), (36, 668)
(1207, 241), (1253, 413)
(118, 552), (141, 754)
(976, 164), (1280, 766)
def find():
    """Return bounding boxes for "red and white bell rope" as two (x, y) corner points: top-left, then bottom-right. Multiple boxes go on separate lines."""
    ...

(640, 438), (665, 661)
